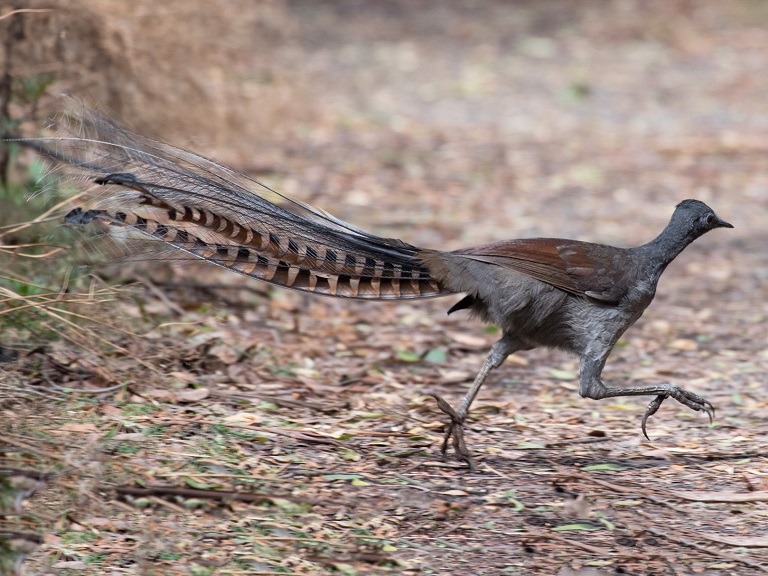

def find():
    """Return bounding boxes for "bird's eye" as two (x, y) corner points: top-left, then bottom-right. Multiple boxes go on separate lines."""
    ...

(705, 214), (715, 226)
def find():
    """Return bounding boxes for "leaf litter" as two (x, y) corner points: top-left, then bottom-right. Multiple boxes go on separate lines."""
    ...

(3, 1), (768, 575)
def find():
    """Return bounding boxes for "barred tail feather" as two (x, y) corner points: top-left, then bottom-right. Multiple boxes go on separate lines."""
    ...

(42, 109), (454, 300)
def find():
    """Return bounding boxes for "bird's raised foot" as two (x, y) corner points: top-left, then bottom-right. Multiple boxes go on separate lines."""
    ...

(641, 386), (715, 440)
(426, 393), (476, 472)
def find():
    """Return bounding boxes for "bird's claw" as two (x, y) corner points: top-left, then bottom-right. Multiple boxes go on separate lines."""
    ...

(641, 395), (665, 440)
(640, 387), (716, 440)
(426, 393), (475, 471)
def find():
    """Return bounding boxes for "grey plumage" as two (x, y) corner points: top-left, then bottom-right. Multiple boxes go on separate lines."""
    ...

(22, 111), (733, 469)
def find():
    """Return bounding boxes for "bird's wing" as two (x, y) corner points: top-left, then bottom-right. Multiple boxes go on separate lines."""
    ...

(452, 238), (633, 304)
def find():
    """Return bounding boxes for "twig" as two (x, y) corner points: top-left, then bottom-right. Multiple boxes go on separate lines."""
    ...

(544, 436), (613, 447)
(0, 8), (53, 21)
(635, 509), (768, 572)
(564, 471), (687, 512)
(667, 489), (768, 503)
(534, 531), (612, 555)
(0, 383), (68, 402)
(0, 531), (43, 544)
(0, 435), (69, 462)
(47, 381), (127, 395)
(113, 484), (318, 504)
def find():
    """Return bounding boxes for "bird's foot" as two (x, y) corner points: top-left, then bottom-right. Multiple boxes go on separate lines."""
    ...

(641, 386), (715, 440)
(427, 393), (475, 472)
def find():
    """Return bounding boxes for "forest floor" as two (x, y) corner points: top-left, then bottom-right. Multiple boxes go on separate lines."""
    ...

(2, 1), (768, 574)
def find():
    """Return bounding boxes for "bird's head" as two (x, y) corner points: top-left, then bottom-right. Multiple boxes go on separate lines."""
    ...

(672, 199), (733, 240)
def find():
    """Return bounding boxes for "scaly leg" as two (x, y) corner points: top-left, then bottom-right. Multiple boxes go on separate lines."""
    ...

(429, 335), (520, 469)
(579, 356), (715, 439)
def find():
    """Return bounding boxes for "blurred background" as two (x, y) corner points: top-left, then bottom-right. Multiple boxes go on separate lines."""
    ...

(5, 0), (767, 245)
(2, 1), (767, 574)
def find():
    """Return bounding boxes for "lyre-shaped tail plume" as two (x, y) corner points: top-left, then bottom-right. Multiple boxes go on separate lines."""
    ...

(27, 110), (456, 300)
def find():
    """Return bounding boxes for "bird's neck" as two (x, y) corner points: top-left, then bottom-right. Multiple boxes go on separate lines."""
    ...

(638, 218), (695, 276)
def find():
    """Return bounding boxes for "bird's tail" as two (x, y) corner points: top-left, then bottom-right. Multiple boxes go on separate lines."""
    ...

(21, 109), (455, 300)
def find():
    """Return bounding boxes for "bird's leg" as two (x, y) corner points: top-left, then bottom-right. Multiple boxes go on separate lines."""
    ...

(429, 335), (518, 469)
(579, 356), (715, 439)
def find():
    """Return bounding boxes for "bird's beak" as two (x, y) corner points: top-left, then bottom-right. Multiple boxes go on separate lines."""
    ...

(716, 216), (734, 229)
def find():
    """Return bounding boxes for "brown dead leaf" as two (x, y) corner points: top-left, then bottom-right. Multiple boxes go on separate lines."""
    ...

(447, 332), (488, 348)
(698, 534), (768, 548)
(175, 388), (210, 402)
(53, 561), (87, 570)
(438, 489), (469, 496)
(169, 371), (199, 383)
(208, 344), (240, 364)
(669, 339), (698, 351)
(111, 433), (147, 441)
(56, 423), (98, 433)
(437, 369), (473, 384)
(423, 421), (447, 429)
(668, 490), (768, 503)
(144, 389), (175, 401)
(223, 412), (261, 425)
(100, 405), (122, 417)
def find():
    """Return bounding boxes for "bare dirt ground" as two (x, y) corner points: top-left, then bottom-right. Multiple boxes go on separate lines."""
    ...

(2, 1), (768, 574)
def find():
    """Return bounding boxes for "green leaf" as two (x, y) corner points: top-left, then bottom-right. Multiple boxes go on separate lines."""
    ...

(184, 477), (219, 489)
(502, 490), (526, 511)
(585, 560), (614, 567)
(190, 563), (215, 576)
(331, 562), (357, 576)
(424, 347), (447, 363)
(552, 523), (602, 532)
(581, 463), (627, 471)
(270, 498), (305, 513)
(356, 412), (387, 419)
(516, 442), (546, 449)
(256, 401), (279, 410)
(351, 478), (371, 486)
(548, 369), (576, 380)
(598, 517), (616, 530)
(396, 350), (421, 362)
(323, 474), (362, 481)
(341, 448), (361, 461)
(725, 417), (750, 425)
(132, 497), (153, 509)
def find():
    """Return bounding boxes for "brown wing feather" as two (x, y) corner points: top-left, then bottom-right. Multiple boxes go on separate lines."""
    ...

(452, 238), (632, 304)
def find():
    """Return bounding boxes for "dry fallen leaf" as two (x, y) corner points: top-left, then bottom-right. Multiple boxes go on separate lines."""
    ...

(668, 490), (768, 503)
(111, 433), (147, 441)
(56, 423), (98, 433)
(447, 332), (489, 348)
(669, 338), (698, 351)
(698, 534), (768, 548)
(144, 389), (174, 401)
(176, 388), (210, 402)
(222, 412), (261, 424)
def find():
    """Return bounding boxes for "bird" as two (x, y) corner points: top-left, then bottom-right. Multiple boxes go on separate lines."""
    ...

(26, 110), (733, 469)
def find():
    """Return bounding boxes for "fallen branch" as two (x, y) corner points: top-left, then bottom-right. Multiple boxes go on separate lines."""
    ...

(668, 490), (768, 503)
(113, 484), (318, 505)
